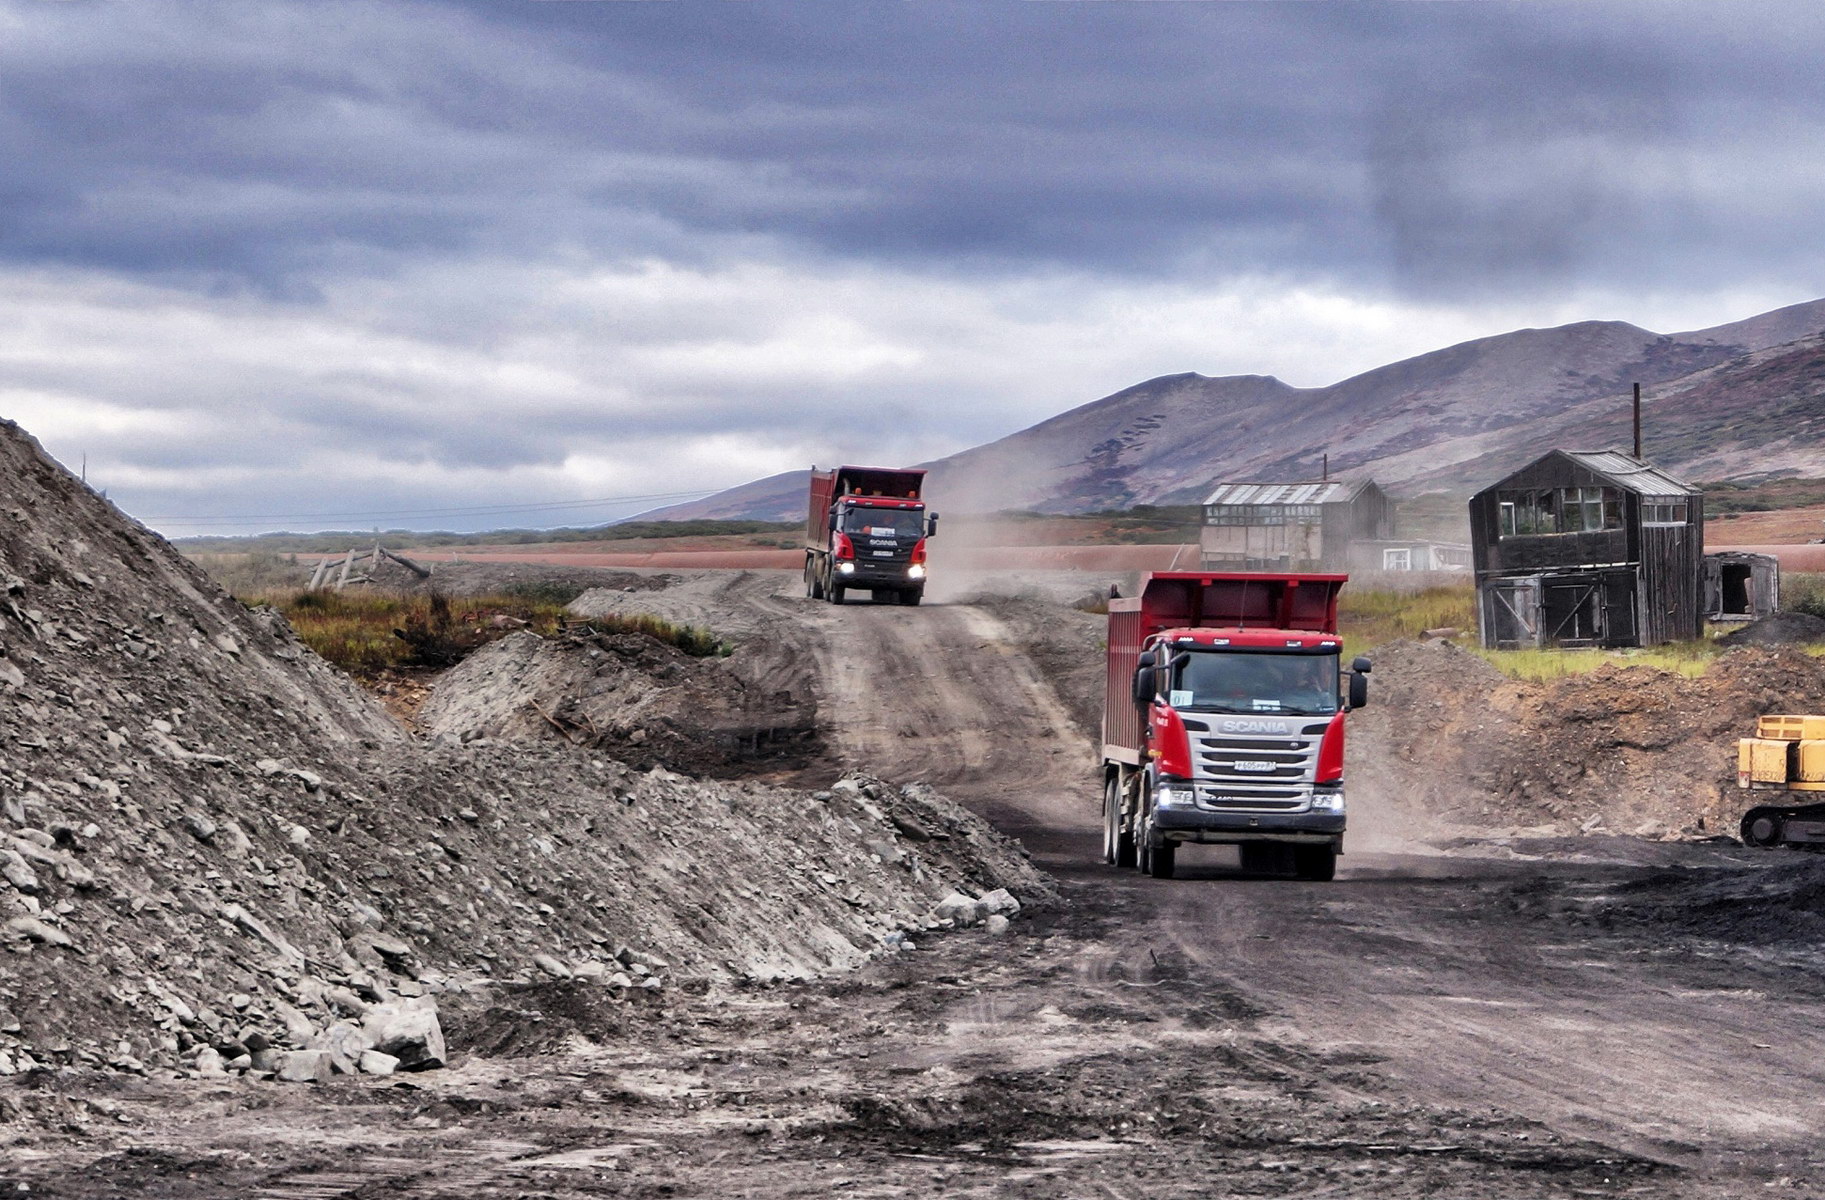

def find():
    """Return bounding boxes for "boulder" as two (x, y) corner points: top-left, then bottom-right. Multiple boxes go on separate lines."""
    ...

(311, 1020), (374, 1075)
(276, 1049), (333, 1084)
(934, 892), (982, 928)
(979, 888), (1020, 916)
(362, 998), (446, 1071)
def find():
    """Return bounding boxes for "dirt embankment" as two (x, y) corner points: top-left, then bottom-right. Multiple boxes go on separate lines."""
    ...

(0, 419), (1047, 1083)
(418, 626), (819, 778)
(1350, 639), (1825, 842)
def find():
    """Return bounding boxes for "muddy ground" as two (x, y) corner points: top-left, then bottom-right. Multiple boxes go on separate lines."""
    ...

(12, 557), (1825, 1196)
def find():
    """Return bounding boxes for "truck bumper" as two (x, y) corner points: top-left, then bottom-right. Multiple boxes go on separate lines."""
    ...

(836, 564), (922, 589)
(1150, 807), (1344, 847)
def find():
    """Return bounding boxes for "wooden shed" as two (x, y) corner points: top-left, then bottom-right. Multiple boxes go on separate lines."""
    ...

(1199, 479), (1393, 571)
(1703, 551), (1779, 622)
(1469, 450), (1703, 649)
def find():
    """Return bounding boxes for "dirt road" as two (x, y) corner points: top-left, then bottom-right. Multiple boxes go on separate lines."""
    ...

(14, 570), (1825, 1197)
(788, 573), (1825, 1189)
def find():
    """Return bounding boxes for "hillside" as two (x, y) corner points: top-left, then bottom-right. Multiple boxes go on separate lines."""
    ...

(649, 297), (1825, 520)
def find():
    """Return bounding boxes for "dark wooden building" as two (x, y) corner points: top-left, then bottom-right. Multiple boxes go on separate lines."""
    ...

(1199, 479), (1394, 571)
(1469, 450), (1703, 649)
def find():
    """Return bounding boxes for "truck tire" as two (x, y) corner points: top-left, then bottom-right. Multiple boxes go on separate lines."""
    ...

(828, 583), (846, 605)
(1142, 837), (1176, 879)
(1137, 786), (1175, 878)
(1102, 776), (1135, 868)
(900, 589), (923, 607)
(1292, 844), (1337, 881)
(805, 559), (825, 600)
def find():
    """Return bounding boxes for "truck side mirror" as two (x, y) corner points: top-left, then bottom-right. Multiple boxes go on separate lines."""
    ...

(1133, 647), (1159, 705)
(1348, 671), (1369, 709)
(1351, 656), (1372, 674)
(828, 512), (839, 532)
(926, 512), (940, 538)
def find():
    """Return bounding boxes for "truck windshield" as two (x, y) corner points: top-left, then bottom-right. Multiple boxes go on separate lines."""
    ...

(840, 507), (924, 537)
(1171, 650), (1339, 716)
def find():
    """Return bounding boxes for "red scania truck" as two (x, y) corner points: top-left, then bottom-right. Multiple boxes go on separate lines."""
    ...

(804, 465), (939, 606)
(1102, 571), (1370, 881)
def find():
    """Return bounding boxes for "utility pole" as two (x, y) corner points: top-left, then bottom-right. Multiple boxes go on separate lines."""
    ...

(1632, 382), (1643, 459)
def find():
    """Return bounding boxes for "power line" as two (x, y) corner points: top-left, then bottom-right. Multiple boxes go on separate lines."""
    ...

(143, 488), (719, 528)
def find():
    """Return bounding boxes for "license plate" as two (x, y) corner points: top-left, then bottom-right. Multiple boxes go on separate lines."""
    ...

(1232, 760), (1277, 772)
(872, 550), (894, 557)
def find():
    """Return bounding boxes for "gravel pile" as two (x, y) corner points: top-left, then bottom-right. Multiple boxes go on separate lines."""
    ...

(0, 418), (1048, 1085)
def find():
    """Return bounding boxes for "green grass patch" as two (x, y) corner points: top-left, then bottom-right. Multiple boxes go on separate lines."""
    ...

(1472, 642), (1722, 681)
(1337, 584), (1476, 659)
(243, 590), (731, 675)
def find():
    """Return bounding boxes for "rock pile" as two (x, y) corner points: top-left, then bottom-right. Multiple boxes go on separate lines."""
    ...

(418, 625), (819, 777)
(1351, 638), (1825, 840)
(0, 419), (1048, 1082)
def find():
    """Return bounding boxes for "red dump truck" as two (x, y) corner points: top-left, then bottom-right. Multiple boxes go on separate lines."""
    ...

(804, 465), (939, 606)
(1102, 571), (1370, 880)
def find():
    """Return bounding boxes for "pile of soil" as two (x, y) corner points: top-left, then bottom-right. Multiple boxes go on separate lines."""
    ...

(1351, 638), (1825, 841)
(1718, 610), (1825, 646)
(418, 625), (819, 777)
(961, 592), (1106, 738)
(1585, 855), (1825, 945)
(0, 419), (1048, 1078)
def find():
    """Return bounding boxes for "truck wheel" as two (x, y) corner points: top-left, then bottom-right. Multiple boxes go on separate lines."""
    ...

(1143, 837), (1176, 879)
(900, 589), (923, 607)
(1102, 776), (1135, 867)
(1137, 787), (1175, 879)
(805, 561), (825, 600)
(1292, 845), (1337, 881)
(828, 583), (846, 605)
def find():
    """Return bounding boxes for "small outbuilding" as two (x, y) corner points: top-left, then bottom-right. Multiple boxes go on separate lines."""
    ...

(1469, 450), (1703, 649)
(1199, 479), (1393, 571)
(1355, 539), (1473, 573)
(1703, 551), (1780, 622)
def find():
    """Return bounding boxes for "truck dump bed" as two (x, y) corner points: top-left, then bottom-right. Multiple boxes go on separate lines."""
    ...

(806, 466), (927, 547)
(1102, 571), (1347, 763)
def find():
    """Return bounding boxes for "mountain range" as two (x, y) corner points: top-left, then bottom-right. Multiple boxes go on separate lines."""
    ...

(645, 297), (1825, 522)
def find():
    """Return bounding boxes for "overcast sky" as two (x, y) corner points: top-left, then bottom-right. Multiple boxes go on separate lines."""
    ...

(4, 1), (1823, 535)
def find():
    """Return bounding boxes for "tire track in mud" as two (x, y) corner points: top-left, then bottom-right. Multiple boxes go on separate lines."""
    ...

(797, 589), (1095, 850)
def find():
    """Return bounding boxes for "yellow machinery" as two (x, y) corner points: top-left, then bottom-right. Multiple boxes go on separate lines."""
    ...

(1737, 715), (1825, 848)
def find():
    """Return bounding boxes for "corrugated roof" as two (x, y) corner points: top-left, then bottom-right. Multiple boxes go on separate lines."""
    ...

(1201, 480), (1362, 506)
(1559, 451), (1699, 496)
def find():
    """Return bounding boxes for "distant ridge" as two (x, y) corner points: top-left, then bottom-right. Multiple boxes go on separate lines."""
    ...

(642, 297), (1825, 521)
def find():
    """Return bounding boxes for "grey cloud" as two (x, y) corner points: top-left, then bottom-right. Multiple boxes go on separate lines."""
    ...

(12, 1), (1823, 298)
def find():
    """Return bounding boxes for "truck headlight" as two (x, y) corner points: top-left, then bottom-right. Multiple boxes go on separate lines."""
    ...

(836, 561), (855, 574)
(907, 564), (926, 579)
(1310, 793), (1345, 813)
(1155, 784), (1195, 808)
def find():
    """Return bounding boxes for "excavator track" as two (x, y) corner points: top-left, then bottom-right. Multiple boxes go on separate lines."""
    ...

(1740, 802), (1825, 850)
